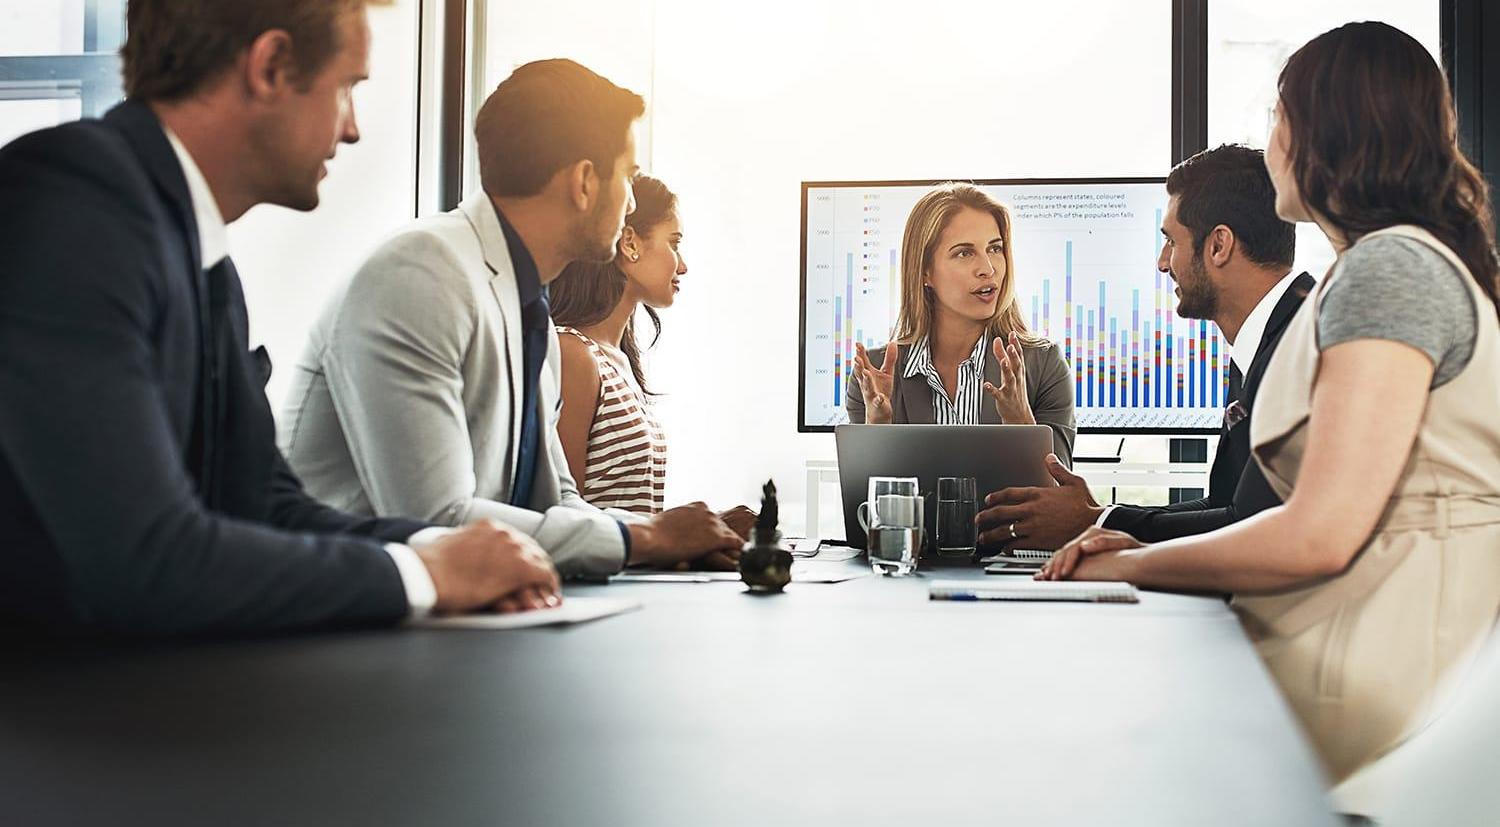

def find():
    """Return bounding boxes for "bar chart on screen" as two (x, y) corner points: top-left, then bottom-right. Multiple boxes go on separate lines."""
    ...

(802, 180), (1229, 431)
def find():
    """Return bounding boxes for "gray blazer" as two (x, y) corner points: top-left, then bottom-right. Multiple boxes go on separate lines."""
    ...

(277, 190), (640, 579)
(845, 338), (1077, 466)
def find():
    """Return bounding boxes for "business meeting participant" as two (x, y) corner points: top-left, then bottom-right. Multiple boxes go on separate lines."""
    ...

(0, 0), (560, 636)
(847, 183), (1076, 465)
(549, 175), (757, 536)
(279, 60), (743, 576)
(976, 145), (1313, 550)
(1042, 22), (1500, 787)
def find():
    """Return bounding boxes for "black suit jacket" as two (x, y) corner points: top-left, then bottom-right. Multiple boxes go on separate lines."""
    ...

(0, 101), (427, 636)
(1102, 272), (1314, 542)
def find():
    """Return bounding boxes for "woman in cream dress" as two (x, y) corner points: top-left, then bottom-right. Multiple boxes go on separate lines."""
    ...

(1039, 21), (1500, 788)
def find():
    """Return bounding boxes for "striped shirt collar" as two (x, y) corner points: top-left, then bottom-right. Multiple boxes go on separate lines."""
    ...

(903, 333), (989, 379)
(904, 332), (990, 424)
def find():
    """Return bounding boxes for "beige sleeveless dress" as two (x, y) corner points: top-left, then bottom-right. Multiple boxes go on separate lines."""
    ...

(1235, 225), (1500, 782)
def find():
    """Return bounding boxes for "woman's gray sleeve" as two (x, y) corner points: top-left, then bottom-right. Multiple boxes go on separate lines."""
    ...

(1027, 341), (1077, 467)
(1317, 235), (1476, 386)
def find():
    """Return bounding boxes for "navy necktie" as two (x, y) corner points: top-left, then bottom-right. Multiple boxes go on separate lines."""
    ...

(510, 291), (550, 506)
(1224, 363), (1247, 429)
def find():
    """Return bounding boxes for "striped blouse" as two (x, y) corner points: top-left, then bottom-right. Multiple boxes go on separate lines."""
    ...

(557, 327), (667, 514)
(903, 333), (989, 424)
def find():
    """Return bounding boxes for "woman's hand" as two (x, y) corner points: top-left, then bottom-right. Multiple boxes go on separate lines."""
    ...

(1036, 526), (1144, 580)
(983, 332), (1035, 424)
(854, 342), (897, 424)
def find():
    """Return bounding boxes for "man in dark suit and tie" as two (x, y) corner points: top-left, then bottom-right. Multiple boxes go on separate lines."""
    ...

(0, 0), (559, 636)
(977, 145), (1314, 550)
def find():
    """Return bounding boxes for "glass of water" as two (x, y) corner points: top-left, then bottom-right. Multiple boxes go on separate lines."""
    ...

(857, 476), (922, 576)
(935, 476), (978, 556)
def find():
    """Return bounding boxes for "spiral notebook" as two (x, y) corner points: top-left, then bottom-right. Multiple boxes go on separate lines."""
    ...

(929, 579), (1139, 603)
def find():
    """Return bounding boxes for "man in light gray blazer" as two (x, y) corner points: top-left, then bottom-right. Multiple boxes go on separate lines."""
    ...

(279, 59), (742, 578)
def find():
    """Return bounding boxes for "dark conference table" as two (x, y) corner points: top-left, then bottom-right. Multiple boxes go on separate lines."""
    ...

(2, 557), (1340, 826)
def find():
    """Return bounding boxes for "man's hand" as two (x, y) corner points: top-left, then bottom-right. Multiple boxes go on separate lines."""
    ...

(628, 502), (744, 569)
(976, 453), (1103, 550)
(414, 520), (561, 614)
(718, 505), (758, 541)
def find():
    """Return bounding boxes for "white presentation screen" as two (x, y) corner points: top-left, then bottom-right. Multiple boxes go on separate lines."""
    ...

(799, 178), (1227, 433)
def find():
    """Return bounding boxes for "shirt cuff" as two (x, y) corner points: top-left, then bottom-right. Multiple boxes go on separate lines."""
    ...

(1095, 505), (1118, 529)
(616, 520), (632, 569)
(407, 526), (457, 548)
(383, 543), (437, 619)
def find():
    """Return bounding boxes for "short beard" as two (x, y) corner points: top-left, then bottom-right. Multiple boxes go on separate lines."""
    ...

(569, 202), (620, 264)
(1174, 253), (1219, 319)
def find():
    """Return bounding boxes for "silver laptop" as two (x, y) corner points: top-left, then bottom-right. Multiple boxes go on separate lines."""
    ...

(833, 424), (1055, 548)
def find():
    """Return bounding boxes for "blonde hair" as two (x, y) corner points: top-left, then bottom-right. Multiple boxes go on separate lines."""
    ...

(890, 182), (1044, 348)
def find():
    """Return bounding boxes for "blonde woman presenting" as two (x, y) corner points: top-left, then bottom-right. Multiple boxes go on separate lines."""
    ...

(847, 183), (1076, 466)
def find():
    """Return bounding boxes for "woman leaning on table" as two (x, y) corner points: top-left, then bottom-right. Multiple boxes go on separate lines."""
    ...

(1040, 22), (1500, 787)
(845, 183), (1076, 466)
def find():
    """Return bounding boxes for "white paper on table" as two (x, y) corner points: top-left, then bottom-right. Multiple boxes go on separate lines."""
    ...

(612, 571), (738, 583)
(610, 564), (868, 584)
(413, 597), (641, 630)
(792, 568), (867, 584)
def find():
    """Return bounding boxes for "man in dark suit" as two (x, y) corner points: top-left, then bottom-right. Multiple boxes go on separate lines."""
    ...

(977, 145), (1313, 550)
(0, 0), (559, 636)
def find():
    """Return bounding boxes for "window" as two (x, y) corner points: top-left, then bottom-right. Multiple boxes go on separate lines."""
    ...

(0, 1), (126, 147)
(1207, 0), (1441, 281)
(230, 2), (424, 409)
(473, 0), (1172, 529)
(466, 0), (655, 198)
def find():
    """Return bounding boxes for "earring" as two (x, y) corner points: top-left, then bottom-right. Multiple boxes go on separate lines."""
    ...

(629, 253), (640, 262)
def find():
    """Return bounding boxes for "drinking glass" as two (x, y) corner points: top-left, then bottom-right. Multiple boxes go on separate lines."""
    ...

(857, 476), (922, 575)
(935, 476), (978, 556)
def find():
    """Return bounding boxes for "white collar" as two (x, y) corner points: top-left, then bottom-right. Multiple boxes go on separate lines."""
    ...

(162, 125), (229, 271)
(1230, 269), (1301, 372)
(903, 332), (989, 379)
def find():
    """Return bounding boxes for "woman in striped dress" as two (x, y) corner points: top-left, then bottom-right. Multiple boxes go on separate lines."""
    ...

(551, 176), (755, 535)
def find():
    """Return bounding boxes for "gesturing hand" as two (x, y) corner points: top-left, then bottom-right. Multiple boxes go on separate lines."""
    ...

(983, 332), (1034, 424)
(853, 342), (898, 424)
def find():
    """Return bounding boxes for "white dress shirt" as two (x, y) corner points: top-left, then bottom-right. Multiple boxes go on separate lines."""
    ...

(1229, 269), (1301, 373)
(904, 333), (989, 423)
(162, 125), (438, 617)
(1094, 270), (1301, 529)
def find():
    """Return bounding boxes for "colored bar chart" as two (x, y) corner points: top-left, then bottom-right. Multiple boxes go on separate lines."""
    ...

(803, 182), (1228, 430)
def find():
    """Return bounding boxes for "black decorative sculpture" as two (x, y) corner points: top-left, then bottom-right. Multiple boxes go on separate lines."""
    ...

(739, 479), (793, 592)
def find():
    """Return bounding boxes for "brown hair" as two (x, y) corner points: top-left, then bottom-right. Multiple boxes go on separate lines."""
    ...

(1278, 21), (1499, 318)
(890, 182), (1043, 348)
(550, 176), (679, 395)
(1167, 144), (1295, 269)
(122, 0), (387, 101)
(475, 59), (646, 198)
